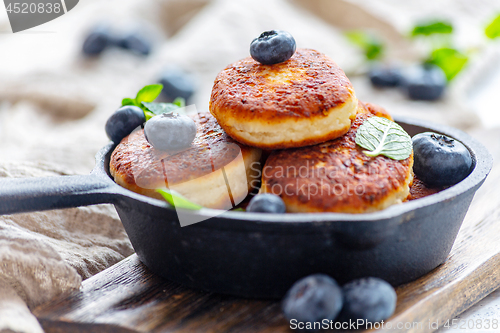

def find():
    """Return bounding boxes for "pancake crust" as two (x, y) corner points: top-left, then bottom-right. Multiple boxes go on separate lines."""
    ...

(260, 102), (414, 213)
(110, 112), (262, 209)
(209, 48), (357, 149)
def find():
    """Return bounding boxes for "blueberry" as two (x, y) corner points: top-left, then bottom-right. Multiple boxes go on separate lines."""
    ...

(400, 64), (446, 100)
(158, 67), (197, 103)
(412, 132), (472, 187)
(369, 64), (402, 88)
(250, 30), (296, 65)
(144, 113), (196, 151)
(117, 33), (152, 56)
(105, 106), (146, 143)
(337, 277), (396, 323)
(246, 194), (286, 213)
(82, 28), (111, 56)
(282, 274), (343, 325)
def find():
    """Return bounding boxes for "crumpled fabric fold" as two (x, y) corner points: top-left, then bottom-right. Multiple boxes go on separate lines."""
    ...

(0, 162), (133, 333)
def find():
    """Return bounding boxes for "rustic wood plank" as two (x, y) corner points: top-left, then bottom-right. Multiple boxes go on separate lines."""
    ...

(34, 255), (288, 333)
(33, 128), (500, 333)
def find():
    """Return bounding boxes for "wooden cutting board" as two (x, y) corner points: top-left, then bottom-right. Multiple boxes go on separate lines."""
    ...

(33, 129), (500, 333)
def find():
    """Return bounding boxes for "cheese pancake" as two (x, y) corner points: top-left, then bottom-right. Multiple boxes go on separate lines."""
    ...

(209, 48), (357, 149)
(110, 112), (262, 209)
(260, 102), (413, 213)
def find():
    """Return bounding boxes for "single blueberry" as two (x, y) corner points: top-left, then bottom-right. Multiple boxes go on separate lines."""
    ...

(400, 64), (446, 100)
(117, 33), (152, 56)
(412, 132), (472, 187)
(369, 64), (402, 88)
(282, 274), (343, 326)
(250, 30), (296, 65)
(337, 277), (396, 323)
(158, 67), (197, 103)
(246, 194), (286, 213)
(105, 106), (146, 143)
(82, 27), (111, 56)
(144, 113), (196, 151)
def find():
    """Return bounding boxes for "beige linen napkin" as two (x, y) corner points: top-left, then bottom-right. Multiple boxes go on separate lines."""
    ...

(0, 162), (133, 333)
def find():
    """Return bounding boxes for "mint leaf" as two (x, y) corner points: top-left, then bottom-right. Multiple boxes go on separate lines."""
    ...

(427, 48), (468, 81)
(142, 102), (180, 115)
(157, 188), (203, 210)
(172, 97), (186, 108)
(485, 14), (500, 39)
(345, 31), (384, 61)
(411, 21), (453, 37)
(122, 98), (136, 107)
(355, 116), (412, 160)
(120, 84), (166, 120)
(135, 84), (163, 106)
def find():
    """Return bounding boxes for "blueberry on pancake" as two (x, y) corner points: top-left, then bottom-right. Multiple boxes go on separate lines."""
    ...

(209, 48), (358, 149)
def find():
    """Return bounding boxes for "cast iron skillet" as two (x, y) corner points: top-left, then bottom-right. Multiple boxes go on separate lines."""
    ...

(0, 116), (492, 299)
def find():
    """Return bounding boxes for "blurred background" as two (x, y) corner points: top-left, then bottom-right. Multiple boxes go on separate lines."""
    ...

(1, 0), (500, 175)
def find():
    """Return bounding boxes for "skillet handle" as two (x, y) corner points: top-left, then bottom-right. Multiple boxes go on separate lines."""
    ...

(0, 174), (116, 215)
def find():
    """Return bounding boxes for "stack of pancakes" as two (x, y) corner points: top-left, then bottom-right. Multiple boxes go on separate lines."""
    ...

(110, 48), (413, 212)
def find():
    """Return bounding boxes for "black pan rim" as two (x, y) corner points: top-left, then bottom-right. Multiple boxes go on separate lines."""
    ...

(99, 115), (492, 224)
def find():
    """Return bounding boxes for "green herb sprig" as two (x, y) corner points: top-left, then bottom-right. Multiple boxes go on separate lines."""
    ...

(157, 188), (246, 211)
(121, 84), (186, 121)
(409, 20), (469, 82)
(425, 47), (468, 81)
(411, 21), (453, 37)
(355, 116), (412, 160)
(345, 31), (385, 61)
(157, 189), (203, 210)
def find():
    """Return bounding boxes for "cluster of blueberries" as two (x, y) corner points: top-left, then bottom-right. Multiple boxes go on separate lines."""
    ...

(369, 63), (447, 101)
(282, 274), (397, 328)
(82, 26), (152, 57)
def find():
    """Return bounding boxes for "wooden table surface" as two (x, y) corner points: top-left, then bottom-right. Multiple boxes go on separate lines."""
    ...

(33, 128), (500, 333)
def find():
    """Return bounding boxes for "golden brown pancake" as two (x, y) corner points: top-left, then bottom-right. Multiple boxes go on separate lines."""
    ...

(209, 48), (357, 149)
(260, 102), (414, 213)
(110, 112), (262, 209)
(362, 101), (393, 120)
